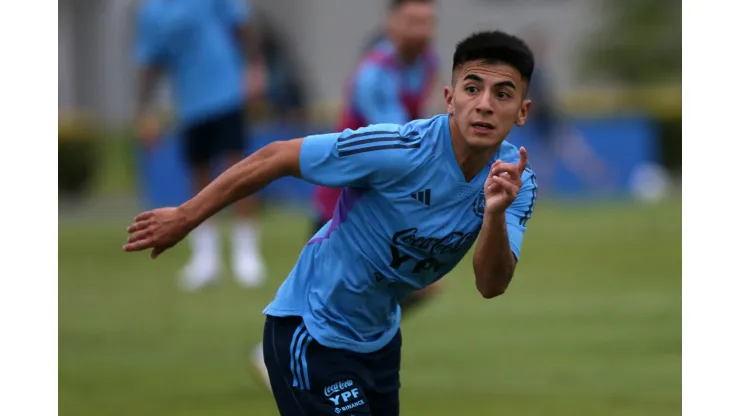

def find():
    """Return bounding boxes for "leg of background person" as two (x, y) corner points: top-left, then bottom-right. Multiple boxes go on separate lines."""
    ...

(226, 151), (267, 287)
(179, 161), (222, 291)
(221, 105), (267, 287)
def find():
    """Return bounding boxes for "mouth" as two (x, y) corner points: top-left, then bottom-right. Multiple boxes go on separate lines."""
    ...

(471, 122), (494, 133)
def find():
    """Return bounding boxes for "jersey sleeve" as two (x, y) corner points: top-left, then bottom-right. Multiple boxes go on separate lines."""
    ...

(216, 0), (251, 26)
(354, 64), (410, 125)
(299, 125), (423, 188)
(505, 168), (538, 260)
(133, 5), (166, 67)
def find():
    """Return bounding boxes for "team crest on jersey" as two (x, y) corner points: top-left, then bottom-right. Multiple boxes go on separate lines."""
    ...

(472, 191), (486, 218)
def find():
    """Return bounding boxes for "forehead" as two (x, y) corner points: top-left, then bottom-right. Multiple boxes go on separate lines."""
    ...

(456, 60), (524, 86)
(395, 2), (436, 19)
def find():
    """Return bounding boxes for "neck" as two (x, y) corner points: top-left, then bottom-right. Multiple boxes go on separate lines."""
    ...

(388, 35), (419, 65)
(448, 116), (498, 182)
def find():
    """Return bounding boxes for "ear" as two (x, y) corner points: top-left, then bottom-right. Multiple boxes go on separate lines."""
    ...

(516, 99), (531, 127)
(443, 85), (454, 115)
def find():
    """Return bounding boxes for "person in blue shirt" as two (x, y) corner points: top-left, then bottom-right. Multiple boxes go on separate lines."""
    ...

(124, 30), (538, 416)
(134, 0), (268, 291)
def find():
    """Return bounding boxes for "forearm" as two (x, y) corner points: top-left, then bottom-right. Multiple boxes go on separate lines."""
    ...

(472, 211), (517, 298)
(180, 140), (299, 227)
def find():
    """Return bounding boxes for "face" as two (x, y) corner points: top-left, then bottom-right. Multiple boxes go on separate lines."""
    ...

(389, 2), (437, 56)
(444, 60), (531, 150)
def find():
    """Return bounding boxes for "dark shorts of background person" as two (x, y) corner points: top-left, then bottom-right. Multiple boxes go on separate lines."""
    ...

(262, 315), (402, 416)
(182, 105), (248, 168)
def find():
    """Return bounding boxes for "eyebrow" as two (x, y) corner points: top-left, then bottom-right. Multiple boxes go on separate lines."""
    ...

(463, 74), (484, 83)
(494, 80), (517, 90)
(462, 74), (517, 90)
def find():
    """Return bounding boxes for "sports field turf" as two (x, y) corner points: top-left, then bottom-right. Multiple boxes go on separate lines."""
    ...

(59, 199), (681, 415)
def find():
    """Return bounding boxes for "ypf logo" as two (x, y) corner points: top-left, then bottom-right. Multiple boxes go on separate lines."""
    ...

(472, 191), (486, 218)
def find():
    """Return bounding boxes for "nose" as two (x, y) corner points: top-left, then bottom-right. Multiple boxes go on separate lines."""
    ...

(475, 90), (493, 115)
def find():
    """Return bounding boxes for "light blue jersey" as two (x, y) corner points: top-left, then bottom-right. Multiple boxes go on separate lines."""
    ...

(264, 114), (537, 353)
(135, 0), (249, 126)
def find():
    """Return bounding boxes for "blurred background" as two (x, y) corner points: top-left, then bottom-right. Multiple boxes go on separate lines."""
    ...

(58, 0), (681, 415)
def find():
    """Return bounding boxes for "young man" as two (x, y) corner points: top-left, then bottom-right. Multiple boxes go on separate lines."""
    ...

(134, 0), (268, 291)
(124, 31), (538, 416)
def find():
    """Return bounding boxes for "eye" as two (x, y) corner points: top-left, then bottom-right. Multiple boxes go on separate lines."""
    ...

(497, 91), (512, 99)
(465, 85), (478, 94)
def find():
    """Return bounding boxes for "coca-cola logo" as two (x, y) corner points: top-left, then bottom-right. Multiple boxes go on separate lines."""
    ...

(392, 228), (477, 256)
(324, 379), (354, 397)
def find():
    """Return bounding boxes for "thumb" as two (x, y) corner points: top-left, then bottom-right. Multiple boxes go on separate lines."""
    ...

(151, 247), (165, 259)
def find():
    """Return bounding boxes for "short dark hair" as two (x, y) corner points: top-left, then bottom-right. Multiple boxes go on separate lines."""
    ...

(452, 31), (534, 83)
(389, 0), (434, 10)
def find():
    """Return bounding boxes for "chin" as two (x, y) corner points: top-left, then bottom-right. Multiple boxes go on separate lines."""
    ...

(465, 133), (502, 151)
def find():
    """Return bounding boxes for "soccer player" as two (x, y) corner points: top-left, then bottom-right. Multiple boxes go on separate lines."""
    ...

(134, 0), (268, 291)
(124, 30), (538, 415)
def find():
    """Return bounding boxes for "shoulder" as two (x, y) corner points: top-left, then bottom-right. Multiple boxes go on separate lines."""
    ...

(399, 115), (447, 164)
(354, 42), (400, 82)
(337, 119), (436, 172)
(359, 42), (397, 70)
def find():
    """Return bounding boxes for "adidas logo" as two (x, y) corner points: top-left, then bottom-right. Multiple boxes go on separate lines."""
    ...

(409, 189), (431, 206)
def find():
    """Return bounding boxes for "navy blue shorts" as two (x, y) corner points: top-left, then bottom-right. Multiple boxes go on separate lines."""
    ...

(182, 106), (247, 168)
(263, 315), (402, 416)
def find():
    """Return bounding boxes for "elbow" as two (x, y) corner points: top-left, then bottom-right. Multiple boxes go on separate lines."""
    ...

(261, 140), (300, 177)
(477, 284), (507, 299)
(474, 266), (514, 299)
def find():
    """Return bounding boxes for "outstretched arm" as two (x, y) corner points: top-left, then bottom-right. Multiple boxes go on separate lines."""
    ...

(124, 125), (421, 258)
(124, 139), (302, 257)
(182, 139), (301, 226)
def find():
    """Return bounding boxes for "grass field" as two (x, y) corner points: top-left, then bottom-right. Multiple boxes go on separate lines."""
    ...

(59, 199), (681, 416)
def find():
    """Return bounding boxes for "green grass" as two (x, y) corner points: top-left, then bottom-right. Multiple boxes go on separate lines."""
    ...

(59, 200), (681, 415)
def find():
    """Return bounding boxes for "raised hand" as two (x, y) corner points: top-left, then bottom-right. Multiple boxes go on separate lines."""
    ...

(483, 147), (528, 216)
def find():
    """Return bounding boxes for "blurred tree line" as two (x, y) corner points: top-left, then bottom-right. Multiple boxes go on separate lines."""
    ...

(582, 0), (680, 84)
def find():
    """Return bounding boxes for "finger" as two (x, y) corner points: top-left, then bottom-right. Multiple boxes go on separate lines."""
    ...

(516, 147), (529, 174)
(127, 230), (151, 244)
(500, 172), (522, 187)
(491, 163), (521, 180)
(151, 246), (167, 259)
(491, 176), (520, 197)
(127, 220), (152, 234)
(134, 211), (154, 222)
(123, 238), (154, 252)
(488, 160), (503, 177)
